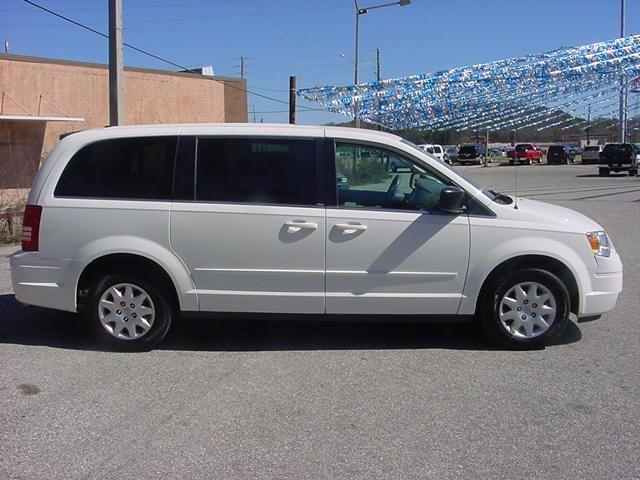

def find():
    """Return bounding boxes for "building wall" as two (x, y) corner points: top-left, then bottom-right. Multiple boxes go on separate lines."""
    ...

(0, 54), (247, 199)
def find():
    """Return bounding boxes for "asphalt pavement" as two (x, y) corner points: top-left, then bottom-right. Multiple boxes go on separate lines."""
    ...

(1, 163), (639, 479)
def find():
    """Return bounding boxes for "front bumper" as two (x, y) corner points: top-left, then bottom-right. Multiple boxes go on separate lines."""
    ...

(578, 252), (623, 317)
(9, 251), (80, 313)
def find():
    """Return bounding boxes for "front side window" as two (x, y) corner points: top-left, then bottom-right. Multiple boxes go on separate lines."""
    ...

(335, 143), (450, 212)
(55, 136), (177, 199)
(196, 138), (316, 206)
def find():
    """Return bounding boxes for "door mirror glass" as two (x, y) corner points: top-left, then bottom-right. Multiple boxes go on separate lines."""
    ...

(439, 186), (466, 214)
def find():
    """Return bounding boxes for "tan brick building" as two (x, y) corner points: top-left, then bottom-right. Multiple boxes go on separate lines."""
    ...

(0, 53), (247, 199)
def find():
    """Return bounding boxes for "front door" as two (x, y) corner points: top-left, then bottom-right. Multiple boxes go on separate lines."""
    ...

(326, 141), (470, 315)
(170, 136), (326, 313)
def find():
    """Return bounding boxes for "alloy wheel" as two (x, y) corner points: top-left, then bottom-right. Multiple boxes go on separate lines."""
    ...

(498, 282), (557, 339)
(98, 283), (156, 340)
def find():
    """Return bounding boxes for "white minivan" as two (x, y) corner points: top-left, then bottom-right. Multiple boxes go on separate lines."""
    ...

(11, 124), (623, 351)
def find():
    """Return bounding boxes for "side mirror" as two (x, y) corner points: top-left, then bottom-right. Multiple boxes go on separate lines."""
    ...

(439, 186), (466, 214)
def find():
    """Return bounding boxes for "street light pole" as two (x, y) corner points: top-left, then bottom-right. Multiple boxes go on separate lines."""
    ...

(353, 0), (410, 128)
(354, 0), (360, 128)
(619, 0), (627, 143)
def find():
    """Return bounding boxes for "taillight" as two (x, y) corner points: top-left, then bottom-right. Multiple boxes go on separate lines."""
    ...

(22, 205), (42, 252)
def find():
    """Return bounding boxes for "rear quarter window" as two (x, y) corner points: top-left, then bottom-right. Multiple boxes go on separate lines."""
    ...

(55, 136), (178, 199)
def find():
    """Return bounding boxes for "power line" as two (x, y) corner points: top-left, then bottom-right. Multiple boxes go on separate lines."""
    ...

(21, 0), (326, 112)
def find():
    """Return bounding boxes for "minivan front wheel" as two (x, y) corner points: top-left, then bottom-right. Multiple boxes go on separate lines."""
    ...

(480, 269), (570, 349)
(84, 273), (173, 351)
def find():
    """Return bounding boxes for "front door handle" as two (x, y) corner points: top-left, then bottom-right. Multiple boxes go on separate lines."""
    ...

(334, 223), (368, 233)
(284, 221), (318, 232)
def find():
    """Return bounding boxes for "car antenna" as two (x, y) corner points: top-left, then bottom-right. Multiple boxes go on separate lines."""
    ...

(512, 129), (519, 210)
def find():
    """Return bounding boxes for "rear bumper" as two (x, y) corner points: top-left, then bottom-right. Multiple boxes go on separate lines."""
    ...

(9, 251), (80, 312)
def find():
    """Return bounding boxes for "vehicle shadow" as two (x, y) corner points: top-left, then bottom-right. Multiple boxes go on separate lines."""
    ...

(0, 293), (582, 353)
(576, 173), (631, 178)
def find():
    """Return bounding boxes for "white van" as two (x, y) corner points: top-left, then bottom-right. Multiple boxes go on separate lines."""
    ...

(418, 144), (445, 161)
(11, 124), (622, 351)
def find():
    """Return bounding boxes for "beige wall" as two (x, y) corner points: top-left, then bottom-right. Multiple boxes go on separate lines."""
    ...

(0, 54), (247, 197)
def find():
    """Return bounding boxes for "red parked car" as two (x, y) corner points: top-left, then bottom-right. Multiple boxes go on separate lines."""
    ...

(507, 144), (544, 165)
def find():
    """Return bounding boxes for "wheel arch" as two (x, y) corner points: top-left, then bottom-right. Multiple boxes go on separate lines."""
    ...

(77, 253), (184, 310)
(475, 254), (580, 316)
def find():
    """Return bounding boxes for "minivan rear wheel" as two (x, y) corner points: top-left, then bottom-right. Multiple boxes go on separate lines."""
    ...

(84, 273), (174, 351)
(480, 269), (570, 349)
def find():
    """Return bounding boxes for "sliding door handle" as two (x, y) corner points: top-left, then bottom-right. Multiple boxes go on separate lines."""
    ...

(334, 223), (367, 232)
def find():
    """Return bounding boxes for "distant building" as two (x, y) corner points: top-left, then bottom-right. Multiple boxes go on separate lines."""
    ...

(0, 53), (247, 194)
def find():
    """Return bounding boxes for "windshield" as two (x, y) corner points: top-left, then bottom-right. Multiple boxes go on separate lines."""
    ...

(585, 146), (600, 151)
(459, 145), (477, 154)
(604, 144), (633, 153)
(515, 144), (532, 151)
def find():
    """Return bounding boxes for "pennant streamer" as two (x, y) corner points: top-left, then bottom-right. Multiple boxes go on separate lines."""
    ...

(298, 35), (640, 131)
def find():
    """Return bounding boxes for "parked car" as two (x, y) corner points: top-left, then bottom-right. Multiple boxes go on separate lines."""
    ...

(547, 145), (575, 165)
(487, 148), (506, 158)
(418, 144), (446, 162)
(507, 144), (544, 165)
(336, 172), (349, 189)
(599, 143), (639, 176)
(444, 146), (458, 164)
(11, 124), (622, 350)
(569, 146), (583, 156)
(457, 144), (485, 165)
(582, 145), (603, 165)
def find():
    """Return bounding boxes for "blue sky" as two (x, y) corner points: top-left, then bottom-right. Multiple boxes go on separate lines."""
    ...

(2, 0), (639, 125)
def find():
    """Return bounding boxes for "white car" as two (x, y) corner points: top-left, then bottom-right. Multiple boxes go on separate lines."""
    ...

(582, 145), (603, 165)
(11, 124), (622, 351)
(418, 144), (445, 161)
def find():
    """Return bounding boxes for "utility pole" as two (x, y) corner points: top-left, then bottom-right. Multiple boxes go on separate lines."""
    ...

(484, 129), (490, 166)
(376, 48), (381, 82)
(240, 56), (245, 79)
(108, 0), (124, 126)
(252, 105), (257, 123)
(586, 105), (591, 145)
(619, 0), (627, 142)
(289, 75), (296, 125)
(354, 2), (361, 128)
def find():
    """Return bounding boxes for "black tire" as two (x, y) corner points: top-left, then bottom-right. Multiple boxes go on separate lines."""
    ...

(480, 268), (570, 349)
(599, 168), (609, 176)
(629, 169), (637, 177)
(83, 272), (175, 351)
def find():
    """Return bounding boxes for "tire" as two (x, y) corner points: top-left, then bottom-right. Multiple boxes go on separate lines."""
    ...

(83, 272), (175, 351)
(527, 159), (533, 166)
(480, 268), (570, 349)
(599, 168), (609, 176)
(629, 169), (637, 177)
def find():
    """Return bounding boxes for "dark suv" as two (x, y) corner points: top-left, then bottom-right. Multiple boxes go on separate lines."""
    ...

(599, 143), (639, 176)
(457, 145), (485, 165)
(547, 145), (575, 165)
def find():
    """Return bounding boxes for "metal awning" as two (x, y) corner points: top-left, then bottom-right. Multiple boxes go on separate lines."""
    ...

(0, 114), (85, 122)
(1, 92), (85, 123)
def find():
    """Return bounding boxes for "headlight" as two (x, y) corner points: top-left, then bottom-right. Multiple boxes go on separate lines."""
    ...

(586, 231), (611, 257)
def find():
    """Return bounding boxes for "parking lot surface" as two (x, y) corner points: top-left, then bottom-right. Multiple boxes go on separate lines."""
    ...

(1, 164), (639, 479)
